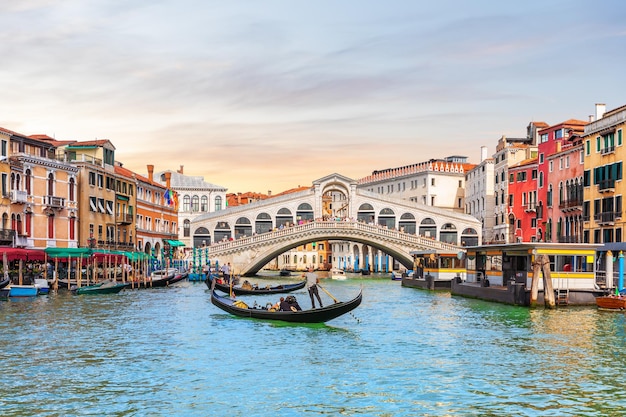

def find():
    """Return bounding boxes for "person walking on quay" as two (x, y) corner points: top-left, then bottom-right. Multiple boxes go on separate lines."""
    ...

(303, 266), (323, 309)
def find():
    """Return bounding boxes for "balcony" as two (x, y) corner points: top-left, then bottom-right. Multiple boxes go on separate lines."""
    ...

(559, 198), (583, 212)
(116, 213), (134, 225)
(44, 195), (65, 209)
(524, 202), (537, 212)
(595, 211), (621, 226)
(598, 179), (615, 193)
(10, 190), (28, 204)
(557, 235), (581, 243)
(601, 145), (615, 155)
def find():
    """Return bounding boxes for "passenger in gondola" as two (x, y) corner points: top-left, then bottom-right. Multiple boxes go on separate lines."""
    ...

(280, 295), (302, 312)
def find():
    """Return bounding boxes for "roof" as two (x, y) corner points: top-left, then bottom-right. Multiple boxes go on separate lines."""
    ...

(154, 170), (227, 190)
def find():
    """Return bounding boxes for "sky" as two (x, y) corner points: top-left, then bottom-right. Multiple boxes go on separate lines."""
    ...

(2, 0), (626, 194)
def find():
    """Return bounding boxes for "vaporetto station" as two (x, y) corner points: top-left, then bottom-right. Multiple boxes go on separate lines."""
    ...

(191, 173), (482, 276)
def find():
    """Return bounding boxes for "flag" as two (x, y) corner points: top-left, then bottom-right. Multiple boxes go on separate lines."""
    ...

(172, 191), (179, 210)
(164, 189), (171, 205)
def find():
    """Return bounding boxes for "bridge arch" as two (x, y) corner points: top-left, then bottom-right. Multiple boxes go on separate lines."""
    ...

(255, 212), (272, 234)
(193, 226), (211, 247)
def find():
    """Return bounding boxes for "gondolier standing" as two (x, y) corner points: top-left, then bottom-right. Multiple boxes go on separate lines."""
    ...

(304, 266), (323, 308)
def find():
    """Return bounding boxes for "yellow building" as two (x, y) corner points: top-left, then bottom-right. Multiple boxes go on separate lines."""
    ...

(61, 140), (136, 251)
(583, 103), (626, 244)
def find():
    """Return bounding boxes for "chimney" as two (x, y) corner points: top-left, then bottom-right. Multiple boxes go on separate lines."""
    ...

(268, 190), (272, 196)
(589, 115), (594, 122)
(163, 171), (172, 189)
(178, 165), (184, 174)
(147, 164), (154, 182)
(480, 146), (488, 162)
(596, 103), (606, 121)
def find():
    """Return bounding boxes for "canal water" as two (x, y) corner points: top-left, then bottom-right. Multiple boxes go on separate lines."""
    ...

(1, 274), (625, 416)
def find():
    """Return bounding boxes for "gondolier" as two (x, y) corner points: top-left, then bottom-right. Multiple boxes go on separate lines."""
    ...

(304, 266), (323, 308)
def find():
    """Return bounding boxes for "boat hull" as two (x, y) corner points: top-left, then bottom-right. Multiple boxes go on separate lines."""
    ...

(210, 287), (362, 323)
(596, 295), (626, 310)
(205, 275), (306, 295)
(74, 282), (128, 295)
(9, 285), (39, 297)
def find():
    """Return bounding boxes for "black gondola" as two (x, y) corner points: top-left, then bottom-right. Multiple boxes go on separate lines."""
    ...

(205, 274), (306, 295)
(210, 284), (363, 323)
(279, 269), (292, 276)
(0, 276), (10, 289)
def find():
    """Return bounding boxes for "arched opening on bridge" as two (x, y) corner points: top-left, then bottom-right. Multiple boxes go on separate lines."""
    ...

(235, 217), (252, 239)
(276, 208), (293, 228)
(378, 208), (396, 229)
(255, 213), (273, 234)
(357, 203), (375, 223)
(352, 244), (361, 271)
(323, 189), (349, 220)
(440, 223), (458, 244)
(461, 228), (479, 246)
(214, 221), (232, 242)
(296, 203), (314, 223)
(419, 217), (437, 239)
(399, 213), (416, 234)
(193, 227), (211, 247)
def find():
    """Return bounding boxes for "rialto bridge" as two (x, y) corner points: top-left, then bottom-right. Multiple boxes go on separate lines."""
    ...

(190, 173), (482, 276)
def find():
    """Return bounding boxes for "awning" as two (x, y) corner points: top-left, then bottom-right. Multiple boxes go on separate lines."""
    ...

(0, 248), (47, 261)
(166, 240), (185, 247)
(45, 247), (93, 259)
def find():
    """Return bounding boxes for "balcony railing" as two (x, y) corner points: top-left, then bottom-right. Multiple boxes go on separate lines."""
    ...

(598, 179), (616, 192)
(559, 198), (583, 211)
(595, 211), (621, 225)
(116, 213), (134, 225)
(44, 195), (65, 209)
(557, 235), (581, 243)
(10, 190), (28, 204)
(601, 145), (615, 155)
(524, 202), (537, 212)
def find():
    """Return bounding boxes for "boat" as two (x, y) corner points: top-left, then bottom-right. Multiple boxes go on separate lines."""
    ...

(595, 294), (626, 310)
(205, 274), (306, 295)
(279, 269), (292, 277)
(210, 284), (363, 323)
(360, 269), (371, 276)
(391, 270), (413, 281)
(8, 285), (39, 297)
(330, 268), (347, 280)
(0, 276), (10, 290)
(167, 270), (189, 285)
(34, 278), (50, 294)
(72, 280), (128, 295)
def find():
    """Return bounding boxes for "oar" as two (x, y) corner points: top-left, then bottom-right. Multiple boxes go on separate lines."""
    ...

(316, 283), (339, 304)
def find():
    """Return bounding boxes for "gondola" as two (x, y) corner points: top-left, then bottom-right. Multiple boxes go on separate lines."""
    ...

(72, 280), (129, 295)
(0, 276), (10, 290)
(205, 274), (306, 295)
(210, 283), (362, 323)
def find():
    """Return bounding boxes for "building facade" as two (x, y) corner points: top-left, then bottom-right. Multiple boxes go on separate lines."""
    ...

(465, 146), (495, 243)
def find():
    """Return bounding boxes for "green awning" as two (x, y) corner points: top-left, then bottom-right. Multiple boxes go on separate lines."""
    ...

(45, 247), (93, 259)
(166, 240), (185, 247)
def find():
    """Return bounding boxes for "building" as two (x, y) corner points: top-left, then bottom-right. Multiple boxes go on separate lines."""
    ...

(492, 125), (541, 243)
(6, 131), (78, 249)
(543, 130), (585, 243)
(583, 103), (626, 245)
(0, 129), (13, 245)
(154, 166), (227, 249)
(465, 146), (495, 243)
(134, 165), (179, 258)
(61, 139), (137, 251)
(508, 158), (538, 242)
(358, 156), (474, 213)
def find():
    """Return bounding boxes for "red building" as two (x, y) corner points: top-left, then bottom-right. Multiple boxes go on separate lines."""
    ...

(508, 158), (538, 242)
(536, 119), (586, 240)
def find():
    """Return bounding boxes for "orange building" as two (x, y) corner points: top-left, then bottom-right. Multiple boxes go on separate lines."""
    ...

(133, 165), (179, 258)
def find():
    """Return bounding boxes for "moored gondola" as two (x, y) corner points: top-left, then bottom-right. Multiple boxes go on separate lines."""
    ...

(205, 274), (306, 295)
(210, 283), (362, 323)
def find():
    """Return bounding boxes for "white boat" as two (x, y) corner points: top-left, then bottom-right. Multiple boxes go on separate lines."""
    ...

(330, 268), (347, 280)
(35, 278), (50, 294)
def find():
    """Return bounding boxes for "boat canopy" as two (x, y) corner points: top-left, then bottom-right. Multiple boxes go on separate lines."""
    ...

(166, 240), (185, 247)
(44, 247), (93, 259)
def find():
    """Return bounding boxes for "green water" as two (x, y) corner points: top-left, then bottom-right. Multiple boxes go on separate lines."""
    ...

(1, 276), (625, 416)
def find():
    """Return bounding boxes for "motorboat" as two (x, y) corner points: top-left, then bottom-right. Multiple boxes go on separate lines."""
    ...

(330, 268), (347, 280)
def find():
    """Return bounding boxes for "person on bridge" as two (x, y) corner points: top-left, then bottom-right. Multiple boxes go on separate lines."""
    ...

(303, 266), (323, 309)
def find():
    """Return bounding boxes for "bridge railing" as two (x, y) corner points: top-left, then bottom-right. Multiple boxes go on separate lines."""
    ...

(207, 220), (462, 253)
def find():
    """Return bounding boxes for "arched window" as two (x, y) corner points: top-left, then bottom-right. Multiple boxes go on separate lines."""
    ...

(47, 172), (54, 196)
(183, 219), (190, 237)
(215, 196), (223, 211)
(69, 177), (75, 201)
(183, 195), (191, 212)
(201, 195), (208, 211)
(192, 195), (199, 212)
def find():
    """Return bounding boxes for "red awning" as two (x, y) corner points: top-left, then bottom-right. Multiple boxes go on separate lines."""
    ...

(0, 248), (47, 261)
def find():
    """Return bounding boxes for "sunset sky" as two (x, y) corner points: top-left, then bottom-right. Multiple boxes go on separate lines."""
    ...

(2, 0), (625, 194)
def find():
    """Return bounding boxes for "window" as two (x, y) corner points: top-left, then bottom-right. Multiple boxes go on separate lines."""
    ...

(540, 133), (548, 143)
(549, 161), (553, 172)
(431, 178), (435, 186)
(89, 172), (96, 186)
(586, 140), (591, 155)
(555, 129), (563, 139)
(539, 154), (544, 164)
(619, 129), (623, 146)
